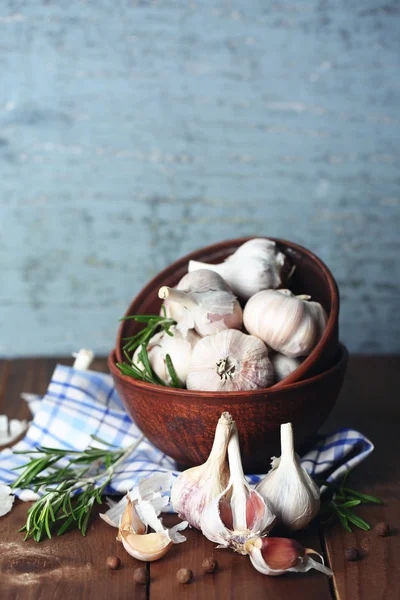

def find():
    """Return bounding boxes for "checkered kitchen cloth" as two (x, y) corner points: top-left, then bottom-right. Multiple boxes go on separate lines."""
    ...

(0, 363), (374, 504)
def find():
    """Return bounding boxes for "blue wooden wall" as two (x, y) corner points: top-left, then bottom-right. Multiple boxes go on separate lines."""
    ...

(1, 0), (399, 356)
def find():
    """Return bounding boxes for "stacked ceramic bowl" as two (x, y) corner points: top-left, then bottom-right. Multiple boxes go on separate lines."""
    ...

(109, 238), (347, 473)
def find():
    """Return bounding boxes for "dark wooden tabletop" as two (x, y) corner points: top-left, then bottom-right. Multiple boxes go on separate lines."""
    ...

(0, 356), (399, 600)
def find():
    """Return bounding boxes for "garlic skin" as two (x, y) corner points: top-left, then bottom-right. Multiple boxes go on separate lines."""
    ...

(117, 478), (188, 562)
(270, 353), (303, 383)
(158, 269), (242, 337)
(133, 326), (200, 386)
(200, 424), (276, 554)
(256, 423), (320, 531)
(186, 329), (274, 392)
(245, 537), (332, 577)
(171, 412), (233, 529)
(189, 238), (291, 300)
(243, 289), (327, 358)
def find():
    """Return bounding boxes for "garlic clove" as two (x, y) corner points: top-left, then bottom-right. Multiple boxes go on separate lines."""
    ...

(243, 289), (327, 358)
(120, 530), (173, 562)
(245, 536), (333, 577)
(200, 423), (276, 554)
(270, 353), (303, 383)
(256, 423), (320, 531)
(186, 329), (274, 392)
(189, 238), (291, 300)
(133, 326), (200, 386)
(118, 498), (147, 536)
(171, 412), (233, 529)
(158, 270), (243, 337)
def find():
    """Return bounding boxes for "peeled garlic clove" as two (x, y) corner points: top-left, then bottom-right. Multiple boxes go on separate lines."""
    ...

(270, 353), (303, 383)
(186, 329), (274, 392)
(200, 423), (276, 554)
(120, 530), (173, 562)
(245, 536), (332, 577)
(189, 238), (291, 300)
(119, 492), (188, 562)
(171, 412), (233, 529)
(158, 269), (243, 337)
(256, 423), (320, 531)
(133, 326), (200, 386)
(119, 498), (147, 536)
(243, 289), (327, 358)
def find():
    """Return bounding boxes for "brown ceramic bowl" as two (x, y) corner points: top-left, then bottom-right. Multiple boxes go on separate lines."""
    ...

(116, 237), (339, 385)
(109, 344), (348, 473)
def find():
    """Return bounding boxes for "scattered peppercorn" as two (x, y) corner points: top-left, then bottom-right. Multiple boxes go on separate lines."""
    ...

(134, 567), (150, 585)
(344, 547), (359, 562)
(106, 556), (121, 570)
(202, 556), (218, 574)
(375, 522), (391, 537)
(176, 568), (193, 584)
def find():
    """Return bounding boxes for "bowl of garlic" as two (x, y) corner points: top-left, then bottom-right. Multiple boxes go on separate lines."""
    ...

(110, 237), (345, 472)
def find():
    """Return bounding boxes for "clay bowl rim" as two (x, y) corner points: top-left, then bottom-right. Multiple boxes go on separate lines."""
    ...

(109, 343), (348, 403)
(116, 236), (339, 391)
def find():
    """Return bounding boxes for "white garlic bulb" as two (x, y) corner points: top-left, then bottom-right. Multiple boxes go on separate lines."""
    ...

(270, 353), (303, 383)
(133, 326), (200, 386)
(200, 423), (276, 554)
(243, 289), (327, 358)
(256, 423), (320, 531)
(158, 269), (242, 337)
(186, 329), (274, 392)
(171, 412), (233, 529)
(245, 536), (332, 577)
(189, 238), (291, 300)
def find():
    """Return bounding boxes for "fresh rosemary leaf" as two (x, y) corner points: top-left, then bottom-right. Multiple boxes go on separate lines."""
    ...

(343, 511), (371, 531)
(337, 499), (362, 508)
(336, 510), (352, 532)
(165, 354), (183, 388)
(342, 488), (383, 504)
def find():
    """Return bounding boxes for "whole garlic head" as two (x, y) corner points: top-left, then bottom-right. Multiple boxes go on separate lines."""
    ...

(133, 326), (200, 386)
(256, 423), (320, 531)
(158, 269), (243, 337)
(200, 423), (276, 554)
(186, 329), (274, 392)
(189, 238), (291, 300)
(171, 412), (233, 529)
(243, 289), (327, 358)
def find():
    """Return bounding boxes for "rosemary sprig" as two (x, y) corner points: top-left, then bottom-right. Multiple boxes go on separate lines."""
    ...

(317, 473), (382, 532)
(11, 435), (143, 542)
(117, 310), (183, 388)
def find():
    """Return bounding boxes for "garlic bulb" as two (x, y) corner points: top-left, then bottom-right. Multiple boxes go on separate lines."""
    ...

(189, 238), (291, 300)
(256, 423), (320, 531)
(158, 269), (242, 337)
(200, 423), (276, 554)
(270, 353), (303, 383)
(133, 326), (200, 386)
(243, 289), (327, 358)
(171, 412), (233, 529)
(245, 537), (332, 577)
(186, 329), (274, 392)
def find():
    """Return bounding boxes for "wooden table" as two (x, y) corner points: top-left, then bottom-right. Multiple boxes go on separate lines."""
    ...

(0, 356), (399, 600)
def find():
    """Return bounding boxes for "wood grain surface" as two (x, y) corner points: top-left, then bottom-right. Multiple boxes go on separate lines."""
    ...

(0, 355), (399, 599)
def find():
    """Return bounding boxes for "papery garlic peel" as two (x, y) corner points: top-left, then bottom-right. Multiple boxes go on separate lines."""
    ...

(200, 423), (276, 554)
(256, 422), (320, 531)
(158, 269), (242, 337)
(171, 412), (233, 529)
(245, 536), (332, 577)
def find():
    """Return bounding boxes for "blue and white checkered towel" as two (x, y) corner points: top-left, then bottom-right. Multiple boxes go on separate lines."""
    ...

(0, 363), (374, 505)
